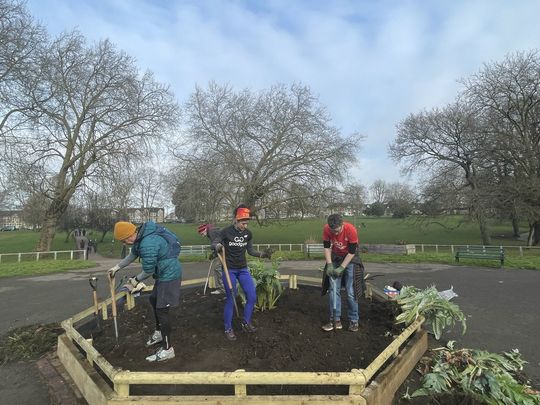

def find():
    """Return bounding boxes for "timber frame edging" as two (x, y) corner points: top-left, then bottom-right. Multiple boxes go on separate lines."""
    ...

(58, 276), (426, 404)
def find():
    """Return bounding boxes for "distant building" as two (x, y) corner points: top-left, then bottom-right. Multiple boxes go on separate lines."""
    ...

(0, 210), (31, 229)
(125, 207), (165, 224)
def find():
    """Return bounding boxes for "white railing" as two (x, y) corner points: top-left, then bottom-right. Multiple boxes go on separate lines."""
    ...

(0, 249), (86, 263)
(124, 244), (306, 257)
(179, 244), (305, 256)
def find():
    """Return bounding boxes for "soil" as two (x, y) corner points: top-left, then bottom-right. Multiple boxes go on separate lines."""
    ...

(82, 285), (404, 396)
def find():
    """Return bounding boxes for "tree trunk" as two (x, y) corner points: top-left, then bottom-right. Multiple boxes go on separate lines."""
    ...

(528, 221), (540, 246)
(37, 214), (58, 251)
(511, 216), (520, 238)
(478, 215), (492, 245)
(36, 197), (70, 251)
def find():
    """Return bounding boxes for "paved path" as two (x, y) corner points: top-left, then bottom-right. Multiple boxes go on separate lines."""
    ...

(0, 256), (538, 404)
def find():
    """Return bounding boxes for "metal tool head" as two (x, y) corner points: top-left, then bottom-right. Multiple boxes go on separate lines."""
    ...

(89, 276), (98, 290)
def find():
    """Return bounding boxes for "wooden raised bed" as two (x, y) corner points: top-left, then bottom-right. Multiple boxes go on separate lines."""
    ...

(57, 275), (426, 405)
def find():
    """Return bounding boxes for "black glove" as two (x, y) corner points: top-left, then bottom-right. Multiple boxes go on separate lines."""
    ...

(261, 247), (274, 259)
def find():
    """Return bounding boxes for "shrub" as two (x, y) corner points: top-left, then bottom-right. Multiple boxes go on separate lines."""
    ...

(239, 258), (283, 311)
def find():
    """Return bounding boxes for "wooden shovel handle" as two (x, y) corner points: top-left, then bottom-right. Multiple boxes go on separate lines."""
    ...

(92, 290), (99, 315)
(217, 249), (234, 291)
(108, 275), (118, 317)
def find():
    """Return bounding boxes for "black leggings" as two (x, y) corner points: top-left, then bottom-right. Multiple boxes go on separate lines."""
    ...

(149, 295), (171, 350)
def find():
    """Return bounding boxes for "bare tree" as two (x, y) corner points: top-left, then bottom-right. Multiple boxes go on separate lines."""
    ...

(369, 179), (388, 204)
(386, 182), (417, 218)
(463, 50), (540, 245)
(171, 162), (227, 223)
(2, 31), (179, 250)
(20, 191), (48, 230)
(174, 82), (362, 221)
(390, 100), (494, 244)
(134, 164), (167, 221)
(0, 0), (44, 133)
(343, 182), (367, 216)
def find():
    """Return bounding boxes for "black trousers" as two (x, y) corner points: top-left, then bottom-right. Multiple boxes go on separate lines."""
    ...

(149, 294), (171, 350)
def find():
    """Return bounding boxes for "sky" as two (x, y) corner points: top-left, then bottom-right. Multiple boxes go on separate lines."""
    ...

(24, 0), (540, 189)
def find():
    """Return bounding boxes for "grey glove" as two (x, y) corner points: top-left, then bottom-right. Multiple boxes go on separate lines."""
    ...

(215, 243), (224, 253)
(125, 277), (146, 294)
(107, 265), (120, 278)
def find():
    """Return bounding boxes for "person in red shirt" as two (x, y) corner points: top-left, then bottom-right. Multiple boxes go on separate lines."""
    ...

(321, 213), (360, 332)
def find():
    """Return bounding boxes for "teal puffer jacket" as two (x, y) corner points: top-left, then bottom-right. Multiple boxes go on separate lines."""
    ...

(131, 221), (181, 282)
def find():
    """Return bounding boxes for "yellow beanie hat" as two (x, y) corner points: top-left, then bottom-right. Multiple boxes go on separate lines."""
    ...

(114, 221), (136, 241)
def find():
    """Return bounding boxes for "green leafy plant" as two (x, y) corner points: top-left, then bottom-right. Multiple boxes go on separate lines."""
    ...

(407, 341), (540, 404)
(239, 258), (283, 311)
(396, 285), (466, 339)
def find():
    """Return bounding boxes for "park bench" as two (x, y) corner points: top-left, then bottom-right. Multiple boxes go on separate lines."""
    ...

(455, 246), (505, 267)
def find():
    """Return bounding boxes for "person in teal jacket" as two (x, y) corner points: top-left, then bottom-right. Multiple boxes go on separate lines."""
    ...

(108, 220), (182, 362)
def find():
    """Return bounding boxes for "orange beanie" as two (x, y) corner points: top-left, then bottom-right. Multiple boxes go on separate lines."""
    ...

(236, 207), (251, 220)
(114, 221), (136, 241)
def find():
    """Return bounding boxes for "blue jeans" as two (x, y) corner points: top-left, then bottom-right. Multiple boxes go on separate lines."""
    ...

(328, 263), (359, 322)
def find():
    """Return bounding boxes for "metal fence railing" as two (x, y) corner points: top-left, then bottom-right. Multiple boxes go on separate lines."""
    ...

(415, 244), (540, 257)
(179, 244), (305, 256)
(0, 249), (87, 263)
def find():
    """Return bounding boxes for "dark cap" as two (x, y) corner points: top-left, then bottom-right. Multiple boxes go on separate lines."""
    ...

(327, 214), (343, 230)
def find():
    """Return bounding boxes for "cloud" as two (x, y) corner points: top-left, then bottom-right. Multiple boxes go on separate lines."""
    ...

(25, 0), (540, 188)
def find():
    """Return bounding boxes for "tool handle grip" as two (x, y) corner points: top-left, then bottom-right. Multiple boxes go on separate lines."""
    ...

(217, 249), (234, 291)
(92, 290), (99, 314)
(109, 276), (118, 317)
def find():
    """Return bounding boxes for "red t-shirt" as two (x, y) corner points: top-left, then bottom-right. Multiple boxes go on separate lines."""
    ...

(323, 222), (359, 256)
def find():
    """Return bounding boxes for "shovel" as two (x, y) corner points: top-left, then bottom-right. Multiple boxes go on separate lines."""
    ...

(331, 276), (338, 333)
(108, 274), (119, 343)
(203, 258), (216, 295)
(217, 249), (240, 319)
(88, 277), (101, 334)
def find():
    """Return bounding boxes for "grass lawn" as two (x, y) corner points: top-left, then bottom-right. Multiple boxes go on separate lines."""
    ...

(0, 215), (530, 255)
(0, 216), (538, 276)
(0, 259), (97, 279)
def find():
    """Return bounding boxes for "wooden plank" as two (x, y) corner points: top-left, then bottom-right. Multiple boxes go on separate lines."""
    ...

(114, 370), (366, 386)
(109, 395), (367, 404)
(361, 329), (428, 405)
(62, 320), (119, 380)
(57, 334), (114, 405)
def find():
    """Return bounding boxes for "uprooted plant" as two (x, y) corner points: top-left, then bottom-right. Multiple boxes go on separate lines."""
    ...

(396, 285), (466, 339)
(405, 341), (540, 404)
(239, 258), (283, 311)
(0, 323), (63, 364)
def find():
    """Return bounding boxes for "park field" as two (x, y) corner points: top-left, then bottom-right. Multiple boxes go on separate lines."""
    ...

(1, 216), (539, 273)
(0, 215), (530, 254)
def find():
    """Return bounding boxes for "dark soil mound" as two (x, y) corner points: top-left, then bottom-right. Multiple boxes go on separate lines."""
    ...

(85, 285), (403, 396)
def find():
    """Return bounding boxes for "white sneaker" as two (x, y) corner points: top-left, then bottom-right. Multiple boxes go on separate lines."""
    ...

(146, 330), (162, 347)
(145, 347), (175, 362)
